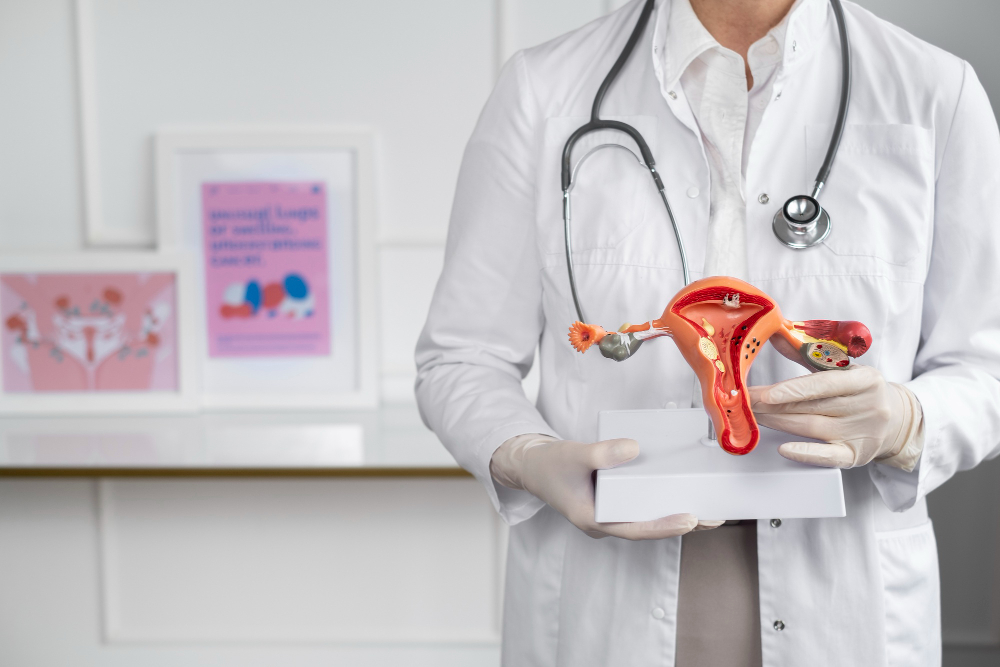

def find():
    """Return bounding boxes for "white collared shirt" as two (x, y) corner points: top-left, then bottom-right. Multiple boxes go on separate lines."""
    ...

(668, 0), (801, 280)
(417, 0), (1000, 664)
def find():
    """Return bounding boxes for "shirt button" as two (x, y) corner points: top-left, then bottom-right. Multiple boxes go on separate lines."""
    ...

(765, 41), (778, 55)
(665, 401), (678, 409)
(686, 187), (699, 198)
(771, 518), (782, 528)
(758, 193), (770, 204)
(774, 620), (786, 631)
(668, 90), (678, 100)
(652, 608), (666, 620)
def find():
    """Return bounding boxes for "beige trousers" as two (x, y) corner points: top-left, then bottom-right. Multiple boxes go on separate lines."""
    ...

(675, 522), (762, 667)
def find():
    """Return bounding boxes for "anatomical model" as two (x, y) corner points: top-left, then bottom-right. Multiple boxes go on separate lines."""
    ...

(568, 277), (872, 455)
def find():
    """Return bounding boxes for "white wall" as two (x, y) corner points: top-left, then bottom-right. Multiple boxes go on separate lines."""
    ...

(1, 1), (999, 665)
(0, 0), (84, 250)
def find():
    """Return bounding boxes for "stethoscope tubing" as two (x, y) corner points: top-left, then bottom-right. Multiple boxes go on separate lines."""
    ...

(813, 0), (852, 197)
(561, 0), (662, 323)
(561, 143), (691, 323)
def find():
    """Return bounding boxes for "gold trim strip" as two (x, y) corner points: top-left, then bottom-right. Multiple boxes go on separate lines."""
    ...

(0, 467), (472, 478)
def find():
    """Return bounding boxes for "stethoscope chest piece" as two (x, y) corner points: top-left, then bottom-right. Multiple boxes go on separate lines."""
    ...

(772, 194), (832, 249)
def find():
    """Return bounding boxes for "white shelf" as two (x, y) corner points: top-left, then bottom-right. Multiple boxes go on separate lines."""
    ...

(0, 405), (462, 476)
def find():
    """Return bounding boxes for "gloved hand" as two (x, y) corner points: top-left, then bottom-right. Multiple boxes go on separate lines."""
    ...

(749, 365), (924, 471)
(491, 434), (720, 539)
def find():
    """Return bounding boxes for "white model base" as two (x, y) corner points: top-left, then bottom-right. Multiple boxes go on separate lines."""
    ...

(595, 409), (845, 522)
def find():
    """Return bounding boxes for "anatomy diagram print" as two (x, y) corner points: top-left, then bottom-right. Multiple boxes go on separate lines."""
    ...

(1, 273), (178, 392)
(201, 181), (331, 358)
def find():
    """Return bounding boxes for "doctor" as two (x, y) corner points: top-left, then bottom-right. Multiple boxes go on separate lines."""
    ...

(416, 0), (1000, 664)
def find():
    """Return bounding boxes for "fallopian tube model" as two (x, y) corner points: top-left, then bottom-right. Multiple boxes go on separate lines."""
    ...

(568, 277), (872, 455)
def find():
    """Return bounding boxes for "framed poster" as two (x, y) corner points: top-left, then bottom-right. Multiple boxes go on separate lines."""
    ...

(155, 128), (377, 409)
(0, 253), (198, 414)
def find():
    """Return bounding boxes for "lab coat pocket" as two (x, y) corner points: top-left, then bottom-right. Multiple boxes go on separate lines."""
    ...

(539, 116), (658, 255)
(806, 124), (934, 268)
(876, 520), (941, 666)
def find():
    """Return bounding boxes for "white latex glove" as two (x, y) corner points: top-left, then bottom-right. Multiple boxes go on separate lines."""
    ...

(750, 365), (924, 471)
(491, 434), (719, 539)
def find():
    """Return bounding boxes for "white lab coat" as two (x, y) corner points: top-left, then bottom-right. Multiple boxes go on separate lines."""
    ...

(415, 0), (1000, 664)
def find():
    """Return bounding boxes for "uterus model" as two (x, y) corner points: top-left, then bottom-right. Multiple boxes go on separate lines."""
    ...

(568, 277), (872, 455)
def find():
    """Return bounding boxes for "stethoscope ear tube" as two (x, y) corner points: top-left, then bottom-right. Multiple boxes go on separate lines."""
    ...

(562, 190), (588, 324)
(561, 120), (658, 192)
(814, 0), (852, 192)
(560, 0), (658, 323)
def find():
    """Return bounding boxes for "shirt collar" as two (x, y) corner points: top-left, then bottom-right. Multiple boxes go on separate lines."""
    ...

(652, 0), (829, 90)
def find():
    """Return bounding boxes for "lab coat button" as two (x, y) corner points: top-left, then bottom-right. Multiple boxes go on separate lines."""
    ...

(773, 620), (785, 631)
(686, 187), (699, 198)
(652, 608), (665, 620)
(758, 193), (770, 204)
(770, 518), (782, 528)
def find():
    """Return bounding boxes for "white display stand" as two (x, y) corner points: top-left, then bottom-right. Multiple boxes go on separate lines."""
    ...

(595, 409), (845, 522)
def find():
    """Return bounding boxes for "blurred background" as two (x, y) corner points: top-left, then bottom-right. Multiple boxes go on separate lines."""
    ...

(1, 0), (998, 665)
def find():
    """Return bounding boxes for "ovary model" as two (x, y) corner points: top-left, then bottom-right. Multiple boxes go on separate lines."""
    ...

(568, 277), (872, 455)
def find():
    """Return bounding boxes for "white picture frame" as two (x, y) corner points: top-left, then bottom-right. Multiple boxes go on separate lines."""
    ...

(155, 128), (378, 409)
(0, 252), (198, 415)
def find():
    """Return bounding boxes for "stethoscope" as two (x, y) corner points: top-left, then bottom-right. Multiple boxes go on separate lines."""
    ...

(562, 0), (852, 323)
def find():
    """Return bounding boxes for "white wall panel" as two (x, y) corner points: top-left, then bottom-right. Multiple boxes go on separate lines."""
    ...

(86, 0), (495, 245)
(855, 0), (1000, 108)
(0, 479), (501, 666)
(928, 458), (1000, 646)
(497, 0), (607, 67)
(0, 0), (83, 250)
(0, 480), (102, 665)
(98, 478), (500, 642)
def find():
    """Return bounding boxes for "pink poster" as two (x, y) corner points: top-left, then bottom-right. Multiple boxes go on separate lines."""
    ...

(202, 182), (330, 357)
(1, 273), (178, 392)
